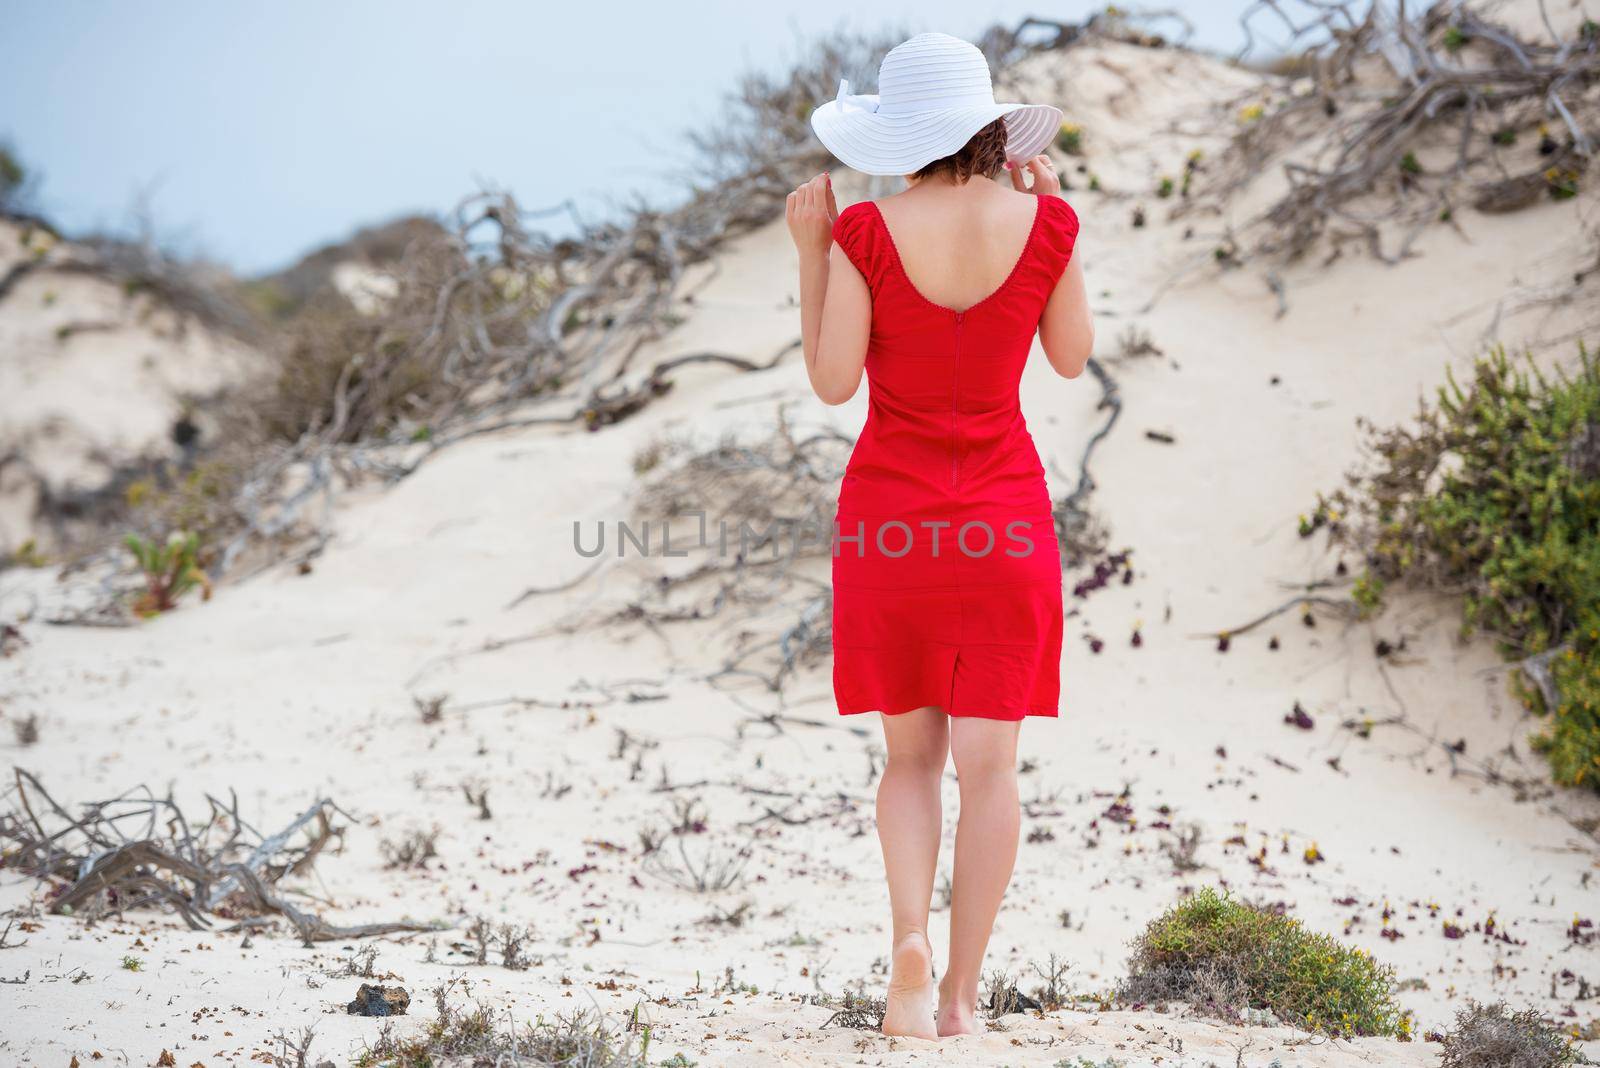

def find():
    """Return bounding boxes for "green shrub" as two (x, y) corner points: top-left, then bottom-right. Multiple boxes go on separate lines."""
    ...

(1318, 345), (1600, 788)
(1122, 887), (1404, 1037)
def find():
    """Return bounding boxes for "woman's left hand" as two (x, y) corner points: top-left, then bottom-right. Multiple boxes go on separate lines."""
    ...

(786, 173), (838, 260)
(1005, 155), (1060, 197)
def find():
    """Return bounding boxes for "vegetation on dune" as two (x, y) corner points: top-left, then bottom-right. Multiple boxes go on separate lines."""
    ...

(1205, 4), (1600, 268)
(124, 530), (212, 617)
(1121, 887), (1406, 1037)
(1313, 345), (1600, 789)
(1438, 1001), (1579, 1068)
(357, 981), (651, 1068)
(0, 141), (33, 213)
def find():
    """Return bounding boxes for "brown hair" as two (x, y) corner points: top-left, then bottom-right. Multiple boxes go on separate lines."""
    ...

(912, 117), (1008, 183)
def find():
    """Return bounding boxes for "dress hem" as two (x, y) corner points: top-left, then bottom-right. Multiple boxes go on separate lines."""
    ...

(836, 702), (1060, 721)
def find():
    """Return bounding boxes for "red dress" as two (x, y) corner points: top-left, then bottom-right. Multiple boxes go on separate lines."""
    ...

(829, 194), (1079, 721)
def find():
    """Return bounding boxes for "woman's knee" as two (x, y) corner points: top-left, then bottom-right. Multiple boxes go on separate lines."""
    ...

(886, 747), (947, 780)
(948, 719), (1021, 785)
(882, 708), (949, 777)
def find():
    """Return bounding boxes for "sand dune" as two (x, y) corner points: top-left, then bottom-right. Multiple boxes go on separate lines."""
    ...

(2, 22), (1598, 1068)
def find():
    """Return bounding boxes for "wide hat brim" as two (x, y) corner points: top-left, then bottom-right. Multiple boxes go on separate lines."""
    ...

(810, 98), (1063, 177)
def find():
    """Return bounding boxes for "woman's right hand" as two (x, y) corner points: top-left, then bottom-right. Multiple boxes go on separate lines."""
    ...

(786, 173), (838, 261)
(1004, 155), (1060, 197)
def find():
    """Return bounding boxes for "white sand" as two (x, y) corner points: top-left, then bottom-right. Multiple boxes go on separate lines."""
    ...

(0, 222), (263, 552)
(3, 28), (1599, 1068)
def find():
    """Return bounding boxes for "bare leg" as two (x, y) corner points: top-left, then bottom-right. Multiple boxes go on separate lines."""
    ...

(937, 716), (1022, 1037)
(875, 706), (948, 1040)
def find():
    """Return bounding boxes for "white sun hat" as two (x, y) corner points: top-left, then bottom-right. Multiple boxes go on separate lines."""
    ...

(809, 32), (1063, 177)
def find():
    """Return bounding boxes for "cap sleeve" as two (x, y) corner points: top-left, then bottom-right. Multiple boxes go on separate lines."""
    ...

(1032, 195), (1080, 291)
(831, 201), (885, 289)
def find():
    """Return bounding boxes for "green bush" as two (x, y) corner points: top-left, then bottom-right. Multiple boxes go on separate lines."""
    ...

(1318, 345), (1600, 788)
(1122, 887), (1405, 1037)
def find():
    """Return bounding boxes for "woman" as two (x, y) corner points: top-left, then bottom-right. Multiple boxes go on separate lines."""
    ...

(785, 33), (1094, 1040)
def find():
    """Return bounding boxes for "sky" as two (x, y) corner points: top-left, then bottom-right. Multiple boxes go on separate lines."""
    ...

(3, 1), (1266, 275)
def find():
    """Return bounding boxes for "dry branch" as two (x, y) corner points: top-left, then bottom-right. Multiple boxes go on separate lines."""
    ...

(0, 769), (438, 944)
(1211, 2), (1599, 265)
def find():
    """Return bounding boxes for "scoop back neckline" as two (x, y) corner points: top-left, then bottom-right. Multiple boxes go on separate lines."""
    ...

(867, 196), (1046, 318)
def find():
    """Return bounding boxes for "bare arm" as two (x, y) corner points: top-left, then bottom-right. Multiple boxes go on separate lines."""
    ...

(1039, 253), (1094, 379)
(788, 173), (870, 405)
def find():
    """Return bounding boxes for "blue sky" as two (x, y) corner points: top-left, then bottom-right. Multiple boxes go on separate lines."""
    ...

(4, 1), (1259, 274)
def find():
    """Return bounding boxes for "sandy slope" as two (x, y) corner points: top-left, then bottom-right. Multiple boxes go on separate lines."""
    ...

(0, 221), (264, 553)
(3, 33), (1599, 1068)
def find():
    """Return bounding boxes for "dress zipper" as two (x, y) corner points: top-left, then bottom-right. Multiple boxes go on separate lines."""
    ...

(950, 311), (964, 489)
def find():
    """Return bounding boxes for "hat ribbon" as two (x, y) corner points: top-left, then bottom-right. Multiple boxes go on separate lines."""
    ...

(835, 79), (879, 115)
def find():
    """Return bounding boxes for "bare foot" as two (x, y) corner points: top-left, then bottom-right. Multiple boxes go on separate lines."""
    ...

(935, 1005), (982, 1037)
(936, 982), (983, 1037)
(881, 933), (937, 1040)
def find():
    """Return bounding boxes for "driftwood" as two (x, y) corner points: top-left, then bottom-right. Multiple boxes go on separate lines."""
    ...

(0, 768), (439, 944)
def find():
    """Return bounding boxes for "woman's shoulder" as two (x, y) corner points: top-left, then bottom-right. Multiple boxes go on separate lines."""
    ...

(834, 198), (882, 226)
(1038, 193), (1079, 236)
(1028, 194), (1080, 287)
(831, 200), (887, 278)
(831, 199), (883, 250)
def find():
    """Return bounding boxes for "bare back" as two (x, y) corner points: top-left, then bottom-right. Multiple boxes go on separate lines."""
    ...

(873, 181), (1042, 315)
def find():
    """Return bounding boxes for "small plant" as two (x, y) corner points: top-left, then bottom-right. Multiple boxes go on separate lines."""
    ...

(10, 714), (40, 746)
(641, 835), (750, 893)
(1031, 953), (1072, 1010)
(1351, 570), (1385, 619)
(497, 923), (536, 971)
(0, 141), (31, 212)
(1181, 149), (1202, 196)
(1438, 1001), (1576, 1068)
(340, 945), (380, 978)
(1056, 122), (1083, 155)
(380, 827), (440, 870)
(1443, 25), (1469, 51)
(819, 988), (886, 1030)
(124, 531), (212, 617)
(1116, 325), (1163, 359)
(985, 969), (1035, 1016)
(1156, 176), (1175, 198)
(271, 1024), (318, 1068)
(1239, 102), (1265, 123)
(1399, 151), (1423, 176)
(413, 693), (446, 725)
(1161, 823), (1203, 873)
(121, 955), (143, 971)
(1545, 166), (1581, 200)
(6, 539), (48, 568)
(1121, 887), (1403, 1036)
